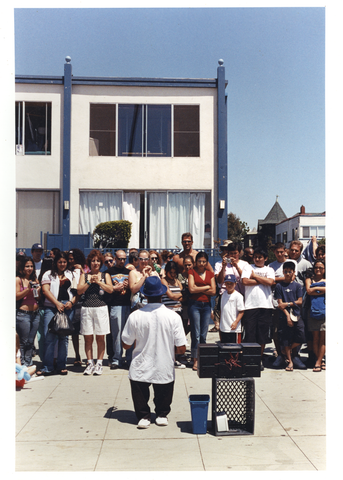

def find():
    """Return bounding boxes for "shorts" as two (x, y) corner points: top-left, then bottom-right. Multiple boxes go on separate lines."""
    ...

(80, 305), (110, 336)
(219, 331), (242, 344)
(242, 308), (273, 345)
(279, 316), (306, 346)
(307, 314), (326, 332)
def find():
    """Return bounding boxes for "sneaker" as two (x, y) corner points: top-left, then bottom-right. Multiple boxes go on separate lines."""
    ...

(138, 418), (151, 429)
(84, 363), (95, 375)
(174, 360), (186, 369)
(155, 417), (168, 426)
(93, 363), (103, 375)
(292, 356), (307, 370)
(110, 363), (119, 370)
(273, 354), (286, 369)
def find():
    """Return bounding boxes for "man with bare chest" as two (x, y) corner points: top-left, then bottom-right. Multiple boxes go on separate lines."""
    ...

(173, 233), (213, 274)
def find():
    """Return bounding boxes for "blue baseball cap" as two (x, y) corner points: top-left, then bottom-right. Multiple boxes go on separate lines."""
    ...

(224, 274), (236, 283)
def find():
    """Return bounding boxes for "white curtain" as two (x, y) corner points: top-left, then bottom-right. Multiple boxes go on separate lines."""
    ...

(123, 193), (140, 249)
(79, 191), (122, 234)
(168, 193), (190, 249)
(148, 192), (205, 249)
(148, 193), (168, 248)
(190, 193), (205, 249)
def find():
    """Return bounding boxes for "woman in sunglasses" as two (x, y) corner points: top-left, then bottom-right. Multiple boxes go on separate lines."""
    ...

(128, 250), (159, 311)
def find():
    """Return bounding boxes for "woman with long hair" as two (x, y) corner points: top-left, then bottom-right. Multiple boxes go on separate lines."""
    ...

(305, 260), (326, 372)
(68, 248), (87, 366)
(77, 249), (113, 375)
(188, 252), (216, 371)
(38, 251), (77, 375)
(16, 256), (41, 367)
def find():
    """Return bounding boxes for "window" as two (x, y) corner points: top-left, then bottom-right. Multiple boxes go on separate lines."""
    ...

(90, 103), (199, 157)
(174, 105), (199, 157)
(118, 104), (171, 157)
(282, 232), (288, 244)
(89, 104), (116, 156)
(15, 102), (51, 155)
(302, 226), (325, 239)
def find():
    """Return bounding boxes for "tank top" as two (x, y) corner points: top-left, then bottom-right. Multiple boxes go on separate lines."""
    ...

(82, 272), (108, 308)
(161, 283), (182, 311)
(20, 280), (38, 307)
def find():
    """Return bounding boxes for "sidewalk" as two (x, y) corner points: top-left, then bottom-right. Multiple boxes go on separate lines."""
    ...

(15, 331), (326, 472)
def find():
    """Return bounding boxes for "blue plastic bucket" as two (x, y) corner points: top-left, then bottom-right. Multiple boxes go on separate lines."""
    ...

(189, 394), (210, 434)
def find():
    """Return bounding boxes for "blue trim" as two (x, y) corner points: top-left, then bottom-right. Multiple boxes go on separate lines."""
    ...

(15, 75), (64, 84)
(62, 62), (72, 251)
(16, 75), (219, 89)
(217, 65), (228, 244)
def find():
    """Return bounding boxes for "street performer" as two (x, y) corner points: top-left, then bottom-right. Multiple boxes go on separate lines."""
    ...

(122, 276), (186, 429)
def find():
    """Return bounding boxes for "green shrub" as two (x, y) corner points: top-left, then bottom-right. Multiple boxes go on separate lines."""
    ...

(93, 220), (132, 248)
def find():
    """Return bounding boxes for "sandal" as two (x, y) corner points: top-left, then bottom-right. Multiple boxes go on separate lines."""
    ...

(321, 361), (326, 370)
(57, 369), (68, 375)
(209, 326), (219, 332)
(313, 365), (322, 372)
(74, 360), (82, 367)
(285, 365), (293, 372)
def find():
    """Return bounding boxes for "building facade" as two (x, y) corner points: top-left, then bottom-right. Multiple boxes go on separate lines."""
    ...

(15, 58), (228, 251)
(275, 205), (326, 248)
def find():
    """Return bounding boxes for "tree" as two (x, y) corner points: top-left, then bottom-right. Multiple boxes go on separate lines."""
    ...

(227, 212), (249, 243)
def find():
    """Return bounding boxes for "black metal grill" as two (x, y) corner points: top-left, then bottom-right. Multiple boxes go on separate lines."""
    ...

(212, 378), (255, 436)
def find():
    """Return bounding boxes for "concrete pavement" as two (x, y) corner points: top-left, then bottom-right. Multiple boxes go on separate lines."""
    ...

(15, 331), (326, 472)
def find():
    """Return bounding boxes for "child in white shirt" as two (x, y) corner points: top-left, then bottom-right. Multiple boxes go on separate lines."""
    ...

(219, 274), (245, 343)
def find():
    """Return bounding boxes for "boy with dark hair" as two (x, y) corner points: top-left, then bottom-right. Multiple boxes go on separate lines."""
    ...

(219, 274), (245, 343)
(241, 247), (275, 370)
(274, 261), (305, 371)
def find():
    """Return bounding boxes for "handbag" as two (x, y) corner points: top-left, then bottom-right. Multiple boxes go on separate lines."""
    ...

(48, 310), (75, 336)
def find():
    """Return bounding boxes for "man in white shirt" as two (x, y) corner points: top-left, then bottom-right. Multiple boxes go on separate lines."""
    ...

(31, 243), (44, 277)
(122, 276), (186, 429)
(241, 247), (275, 370)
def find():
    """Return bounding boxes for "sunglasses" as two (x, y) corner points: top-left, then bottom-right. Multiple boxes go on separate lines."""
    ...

(150, 257), (158, 261)
(104, 259), (114, 264)
(139, 257), (149, 261)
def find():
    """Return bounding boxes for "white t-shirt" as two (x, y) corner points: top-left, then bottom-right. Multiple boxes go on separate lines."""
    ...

(121, 303), (186, 384)
(214, 259), (248, 295)
(241, 264), (275, 310)
(220, 290), (245, 333)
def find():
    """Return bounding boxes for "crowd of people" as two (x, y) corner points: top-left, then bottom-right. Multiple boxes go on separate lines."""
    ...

(15, 234), (326, 380)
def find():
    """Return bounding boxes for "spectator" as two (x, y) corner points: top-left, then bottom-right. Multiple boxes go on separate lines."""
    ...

(48, 247), (61, 259)
(128, 250), (159, 311)
(149, 250), (163, 276)
(77, 250), (113, 376)
(269, 242), (287, 365)
(241, 247), (275, 370)
(121, 276), (186, 429)
(305, 260), (326, 372)
(177, 254), (194, 337)
(126, 249), (139, 271)
(219, 274), (245, 344)
(68, 248), (87, 367)
(188, 252), (216, 371)
(274, 261), (305, 371)
(31, 243), (44, 277)
(161, 261), (185, 369)
(289, 240), (313, 368)
(16, 256), (41, 367)
(106, 250), (132, 370)
(173, 232), (213, 274)
(241, 247), (254, 264)
(213, 241), (249, 332)
(102, 252), (115, 272)
(38, 252), (77, 376)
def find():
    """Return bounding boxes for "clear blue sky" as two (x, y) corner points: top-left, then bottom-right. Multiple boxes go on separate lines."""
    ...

(14, 6), (325, 231)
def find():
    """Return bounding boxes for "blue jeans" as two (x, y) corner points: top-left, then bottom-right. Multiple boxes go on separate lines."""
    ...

(16, 309), (40, 366)
(188, 299), (211, 358)
(110, 305), (132, 366)
(42, 302), (74, 372)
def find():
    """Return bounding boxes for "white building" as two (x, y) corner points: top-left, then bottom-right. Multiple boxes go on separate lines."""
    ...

(15, 58), (228, 251)
(275, 205), (325, 249)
